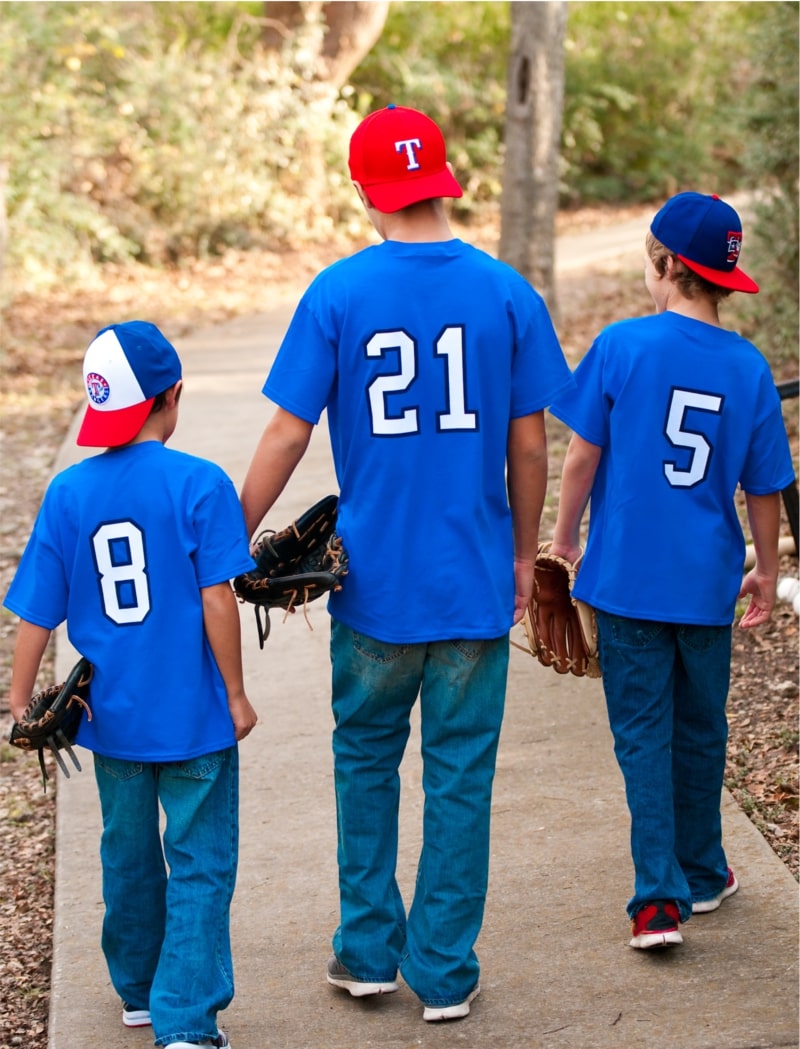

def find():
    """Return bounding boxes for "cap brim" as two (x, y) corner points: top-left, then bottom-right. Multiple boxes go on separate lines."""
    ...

(76, 398), (155, 447)
(365, 168), (463, 213)
(678, 254), (759, 294)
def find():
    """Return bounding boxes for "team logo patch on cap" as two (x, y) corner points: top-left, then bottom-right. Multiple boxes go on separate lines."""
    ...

(86, 372), (110, 406)
(726, 231), (742, 264)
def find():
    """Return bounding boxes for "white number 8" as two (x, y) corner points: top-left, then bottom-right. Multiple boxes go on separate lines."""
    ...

(91, 521), (151, 624)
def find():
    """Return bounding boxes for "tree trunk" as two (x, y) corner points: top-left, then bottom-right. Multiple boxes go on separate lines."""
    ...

(498, 1), (567, 320)
(262, 1), (389, 87)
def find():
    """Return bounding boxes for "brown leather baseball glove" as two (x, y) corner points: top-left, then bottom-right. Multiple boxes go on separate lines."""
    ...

(521, 544), (601, 678)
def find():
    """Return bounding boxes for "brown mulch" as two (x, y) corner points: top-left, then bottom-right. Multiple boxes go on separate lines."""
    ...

(0, 209), (797, 1048)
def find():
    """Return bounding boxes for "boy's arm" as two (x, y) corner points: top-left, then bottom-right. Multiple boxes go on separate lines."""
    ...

(507, 411), (548, 624)
(240, 407), (314, 538)
(8, 620), (52, 721)
(738, 490), (782, 628)
(201, 581), (258, 740)
(550, 433), (602, 563)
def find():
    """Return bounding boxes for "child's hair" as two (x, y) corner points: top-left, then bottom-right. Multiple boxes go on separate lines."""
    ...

(646, 231), (733, 304)
(150, 380), (182, 415)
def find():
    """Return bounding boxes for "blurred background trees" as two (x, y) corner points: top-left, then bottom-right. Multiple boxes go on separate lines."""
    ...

(0, 0), (796, 361)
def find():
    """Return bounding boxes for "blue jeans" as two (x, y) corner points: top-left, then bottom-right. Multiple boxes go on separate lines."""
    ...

(93, 748), (239, 1046)
(596, 611), (732, 922)
(330, 619), (508, 1007)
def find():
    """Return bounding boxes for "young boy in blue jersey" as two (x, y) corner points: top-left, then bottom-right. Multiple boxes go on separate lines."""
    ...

(548, 192), (794, 950)
(240, 104), (573, 1020)
(4, 320), (258, 1047)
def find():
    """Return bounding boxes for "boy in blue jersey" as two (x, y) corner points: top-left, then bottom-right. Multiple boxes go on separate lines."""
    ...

(548, 193), (794, 950)
(4, 321), (257, 1048)
(241, 104), (572, 1020)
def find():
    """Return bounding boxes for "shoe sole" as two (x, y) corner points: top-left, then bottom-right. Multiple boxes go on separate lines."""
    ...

(692, 875), (739, 914)
(122, 1014), (152, 1028)
(327, 974), (399, 997)
(423, 985), (480, 1021)
(630, 929), (683, 949)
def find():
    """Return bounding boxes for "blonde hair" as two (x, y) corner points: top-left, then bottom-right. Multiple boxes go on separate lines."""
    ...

(646, 231), (733, 304)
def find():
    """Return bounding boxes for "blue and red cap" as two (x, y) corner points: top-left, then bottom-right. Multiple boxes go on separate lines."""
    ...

(77, 321), (182, 447)
(348, 104), (463, 213)
(650, 192), (758, 293)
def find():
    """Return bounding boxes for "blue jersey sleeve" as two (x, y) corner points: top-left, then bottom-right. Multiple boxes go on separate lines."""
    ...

(263, 291), (337, 423)
(3, 478), (71, 629)
(192, 474), (255, 588)
(548, 332), (609, 446)
(739, 372), (795, 494)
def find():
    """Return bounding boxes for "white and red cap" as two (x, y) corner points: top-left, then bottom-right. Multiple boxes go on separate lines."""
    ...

(348, 104), (463, 213)
(76, 321), (182, 447)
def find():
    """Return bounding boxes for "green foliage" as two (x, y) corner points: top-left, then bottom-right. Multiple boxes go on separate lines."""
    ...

(0, 2), (360, 289)
(561, 2), (760, 202)
(737, 2), (799, 366)
(0, 0), (796, 370)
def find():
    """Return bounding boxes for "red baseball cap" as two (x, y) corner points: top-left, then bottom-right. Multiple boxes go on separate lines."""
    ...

(348, 104), (463, 213)
(650, 192), (759, 293)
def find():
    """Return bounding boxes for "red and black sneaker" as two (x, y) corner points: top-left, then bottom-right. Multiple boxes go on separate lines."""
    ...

(629, 900), (683, 949)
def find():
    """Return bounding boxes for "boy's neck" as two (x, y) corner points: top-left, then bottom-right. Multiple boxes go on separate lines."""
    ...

(376, 199), (455, 244)
(664, 288), (722, 327)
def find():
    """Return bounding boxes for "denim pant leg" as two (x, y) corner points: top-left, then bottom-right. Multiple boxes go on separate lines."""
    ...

(330, 619), (423, 982)
(401, 635), (508, 1007)
(596, 612), (692, 922)
(94, 756), (167, 1010)
(673, 623), (732, 903)
(150, 748), (239, 1047)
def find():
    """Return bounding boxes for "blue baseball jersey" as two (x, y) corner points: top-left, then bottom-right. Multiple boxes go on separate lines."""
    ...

(3, 441), (255, 760)
(549, 311), (795, 624)
(263, 238), (573, 642)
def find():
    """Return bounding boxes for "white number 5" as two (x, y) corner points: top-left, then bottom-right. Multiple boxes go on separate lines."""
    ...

(663, 387), (723, 488)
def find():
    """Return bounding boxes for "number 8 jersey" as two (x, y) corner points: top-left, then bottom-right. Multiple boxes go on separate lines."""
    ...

(549, 310), (795, 624)
(262, 238), (573, 643)
(3, 441), (255, 760)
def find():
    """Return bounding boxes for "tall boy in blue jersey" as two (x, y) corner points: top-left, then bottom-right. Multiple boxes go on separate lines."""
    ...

(241, 105), (573, 1020)
(548, 193), (794, 949)
(4, 321), (257, 1048)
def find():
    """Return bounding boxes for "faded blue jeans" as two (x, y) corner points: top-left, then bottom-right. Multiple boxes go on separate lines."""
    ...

(596, 611), (733, 922)
(93, 748), (239, 1046)
(330, 619), (508, 1008)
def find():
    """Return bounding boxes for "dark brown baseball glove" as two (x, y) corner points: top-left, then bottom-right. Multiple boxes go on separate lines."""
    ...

(9, 657), (93, 790)
(233, 494), (348, 648)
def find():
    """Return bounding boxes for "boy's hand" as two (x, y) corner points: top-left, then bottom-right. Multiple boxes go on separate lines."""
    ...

(513, 557), (535, 625)
(737, 568), (777, 628)
(228, 692), (258, 740)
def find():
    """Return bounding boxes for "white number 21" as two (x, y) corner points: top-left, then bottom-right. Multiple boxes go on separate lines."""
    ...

(366, 326), (478, 436)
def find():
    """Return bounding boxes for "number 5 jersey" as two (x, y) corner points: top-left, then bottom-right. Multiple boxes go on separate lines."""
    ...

(549, 310), (795, 624)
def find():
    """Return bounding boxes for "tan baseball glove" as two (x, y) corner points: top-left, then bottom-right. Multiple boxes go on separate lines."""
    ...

(520, 543), (601, 678)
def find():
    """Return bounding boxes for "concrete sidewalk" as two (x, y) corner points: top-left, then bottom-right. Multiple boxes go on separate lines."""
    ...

(48, 251), (798, 1049)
